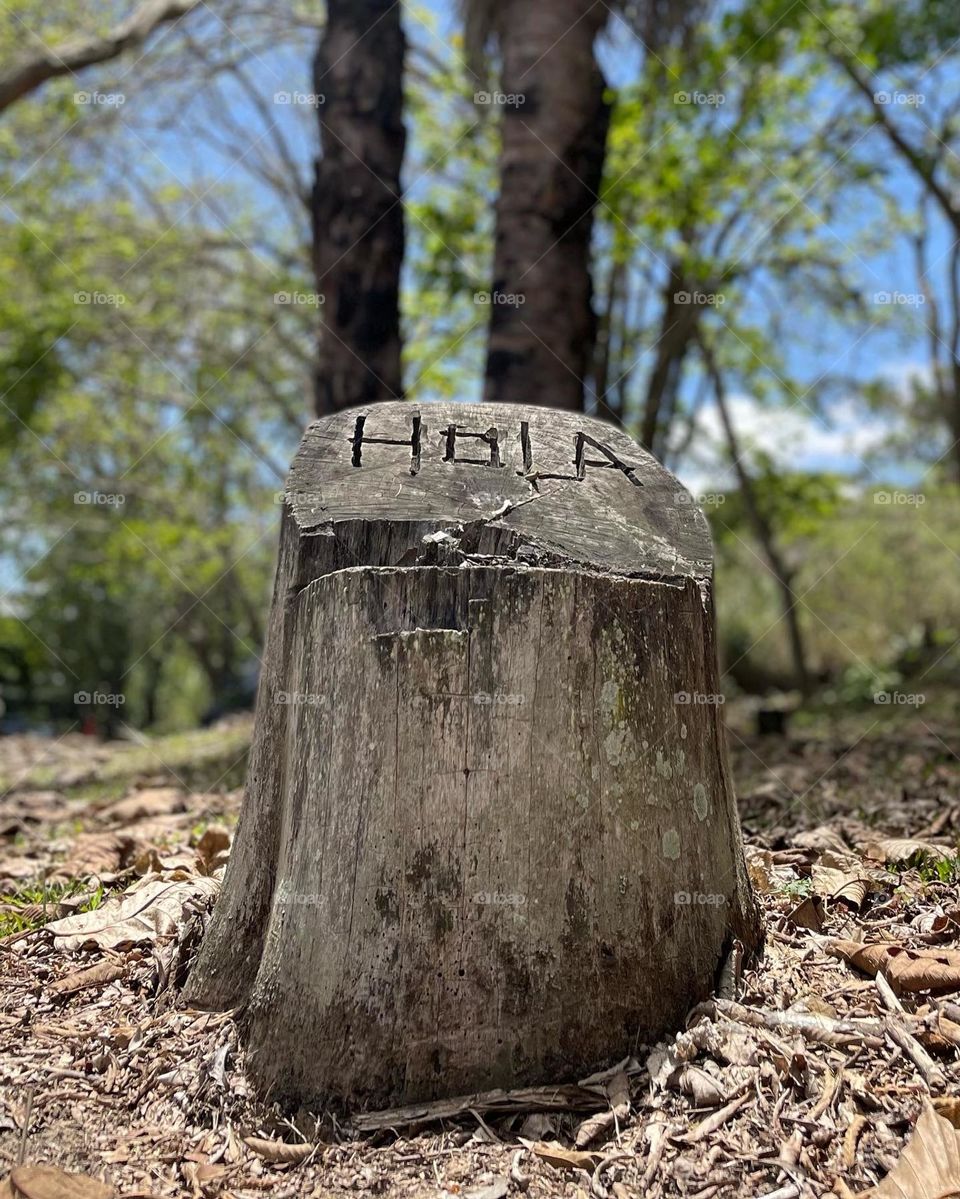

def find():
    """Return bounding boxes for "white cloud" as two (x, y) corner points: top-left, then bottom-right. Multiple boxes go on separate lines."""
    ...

(672, 390), (913, 496)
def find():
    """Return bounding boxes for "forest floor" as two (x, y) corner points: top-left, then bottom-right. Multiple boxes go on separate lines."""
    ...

(2, 705), (960, 1198)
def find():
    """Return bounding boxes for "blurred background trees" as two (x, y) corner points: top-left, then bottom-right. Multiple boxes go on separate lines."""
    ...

(1, 0), (960, 734)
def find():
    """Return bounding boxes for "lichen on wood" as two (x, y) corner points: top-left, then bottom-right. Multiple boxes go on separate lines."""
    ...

(186, 401), (762, 1110)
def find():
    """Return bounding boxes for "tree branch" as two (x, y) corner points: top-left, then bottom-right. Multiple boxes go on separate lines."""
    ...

(0, 0), (202, 114)
(836, 55), (960, 236)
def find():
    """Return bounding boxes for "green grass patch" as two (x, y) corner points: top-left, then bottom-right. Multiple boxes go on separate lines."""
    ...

(0, 879), (105, 938)
(886, 850), (960, 885)
(0, 719), (252, 802)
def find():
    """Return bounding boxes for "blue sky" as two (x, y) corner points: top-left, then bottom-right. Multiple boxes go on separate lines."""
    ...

(11, 0), (955, 490)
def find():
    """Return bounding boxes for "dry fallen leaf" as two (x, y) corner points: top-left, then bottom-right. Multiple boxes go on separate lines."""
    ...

(0, 856), (45, 886)
(870, 1103), (960, 1198)
(827, 939), (960, 995)
(794, 825), (850, 854)
(8, 1165), (113, 1199)
(49, 833), (134, 883)
(863, 837), (954, 866)
(195, 827), (230, 874)
(98, 787), (186, 824)
(133, 847), (196, 877)
(242, 1137), (315, 1164)
(673, 1064), (727, 1107)
(786, 895), (825, 932)
(811, 863), (867, 909)
(933, 1097), (960, 1129)
(518, 1139), (602, 1172)
(46, 876), (219, 951)
(574, 1069), (630, 1147)
(745, 847), (775, 894)
(48, 959), (128, 998)
(744, 847), (797, 894)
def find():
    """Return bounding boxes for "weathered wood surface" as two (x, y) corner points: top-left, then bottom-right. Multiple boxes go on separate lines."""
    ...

(187, 401), (761, 1110)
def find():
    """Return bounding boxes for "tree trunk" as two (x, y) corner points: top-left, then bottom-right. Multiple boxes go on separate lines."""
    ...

(700, 338), (811, 695)
(312, 0), (405, 417)
(187, 400), (761, 1111)
(639, 261), (700, 454)
(592, 258), (626, 425)
(482, 1), (611, 411)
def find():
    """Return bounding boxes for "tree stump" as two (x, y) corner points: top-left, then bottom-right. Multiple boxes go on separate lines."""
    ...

(186, 400), (762, 1109)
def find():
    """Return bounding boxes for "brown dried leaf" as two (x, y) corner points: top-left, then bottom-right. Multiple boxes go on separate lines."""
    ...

(133, 848), (196, 877)
(98, 788), (186, 825)
(46, 876), (219, 951)
(794, 825), (849, 854)
(9, 1165), (113, 1199)
(786, 895), (825, 932)
(674, 1065), (727, 1106)
(48, 959), (127, 998)
(574, 1109), (615, 1148)
(871, 1103), (960, 1198)
(0, 856), (44, 885)
(863, 838), (953, 866)
(195, 827), (230, 873)
(746, 848), (775, 894)
(50, 833), (133, 883)
(933, 1097), (960, 1129)
(827, 939), (960, 995)
(242, 1137), (314, 1164)
(519, 1139), (602, 1172)
(745, 847), (799, 894)
(574, 1069), (630, 1147)
(811, 864), (867, 909)
(519, 1113), (557, 1140)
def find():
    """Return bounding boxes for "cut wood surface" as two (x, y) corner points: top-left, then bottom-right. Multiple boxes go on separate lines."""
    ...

(187, 401), (761, 1110)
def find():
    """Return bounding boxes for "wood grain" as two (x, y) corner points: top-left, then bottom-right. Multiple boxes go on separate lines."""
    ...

(187, 401), (761, 1110)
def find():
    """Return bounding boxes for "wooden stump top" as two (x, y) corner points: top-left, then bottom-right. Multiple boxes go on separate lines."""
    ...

(285, 401), (712, 580)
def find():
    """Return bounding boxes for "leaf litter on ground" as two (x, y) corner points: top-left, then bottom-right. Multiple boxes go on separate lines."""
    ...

(2, 714), (960, 1196)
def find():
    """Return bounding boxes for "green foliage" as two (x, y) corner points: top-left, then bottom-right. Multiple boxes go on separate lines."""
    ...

(2, 0), (960, 728)
(402, 9), (498, 399)
(0, 879), (104, 939)
(0, 2), (319, 730)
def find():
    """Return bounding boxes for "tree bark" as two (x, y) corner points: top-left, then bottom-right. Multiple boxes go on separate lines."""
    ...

(187, 400), (761, 1111)
(639, 261), (700, 454)
(312, 0), (406, 417)
(482, 1), (611, 411)
(700, 338), (811, 695)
